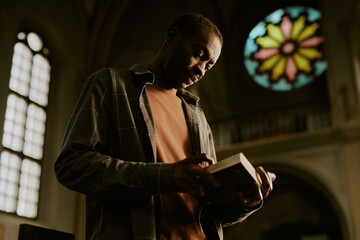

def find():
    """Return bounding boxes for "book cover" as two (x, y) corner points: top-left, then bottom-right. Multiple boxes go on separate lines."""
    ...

(198, 152), (262, 206)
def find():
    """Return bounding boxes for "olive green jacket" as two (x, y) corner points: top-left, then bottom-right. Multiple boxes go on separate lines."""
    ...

(55, 65), (254, 240)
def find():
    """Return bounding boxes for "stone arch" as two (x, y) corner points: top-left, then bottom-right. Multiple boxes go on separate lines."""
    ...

(223, 163), (348, 240)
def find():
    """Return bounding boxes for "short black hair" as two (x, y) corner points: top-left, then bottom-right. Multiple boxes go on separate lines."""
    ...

(168, 12), (223, 46)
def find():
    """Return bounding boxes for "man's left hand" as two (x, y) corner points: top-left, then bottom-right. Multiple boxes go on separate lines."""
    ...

(237, 166), (276, 209)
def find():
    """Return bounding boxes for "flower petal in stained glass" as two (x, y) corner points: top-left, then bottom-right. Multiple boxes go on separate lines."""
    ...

(256, 36), (281, 48)
(291, 16), (306, 40)
(298, 48), (322, 59)
(280, 16), (292, 40)
(272, 56), (287, 80)
(254, 48), (279, 60)
(285, 56), (297, 81)
(293, 53), (311, 72)
(267, 24), (285, 43)
(259, 53), (281, 72)
(297, 23), (319, 42)
(299, 36), (324, 47)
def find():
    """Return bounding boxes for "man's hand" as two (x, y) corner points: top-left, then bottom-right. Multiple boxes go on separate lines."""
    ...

(238, 166), (276, 209)
(172, 154), (220, 196)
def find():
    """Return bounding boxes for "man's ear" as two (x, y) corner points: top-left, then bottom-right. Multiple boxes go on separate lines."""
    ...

(164, 28), (179, 47)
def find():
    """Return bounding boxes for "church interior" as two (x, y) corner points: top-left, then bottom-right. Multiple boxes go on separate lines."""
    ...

(0, 0), (360, 239)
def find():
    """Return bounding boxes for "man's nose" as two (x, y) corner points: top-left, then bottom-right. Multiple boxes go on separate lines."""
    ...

(196, 61), (206, 78)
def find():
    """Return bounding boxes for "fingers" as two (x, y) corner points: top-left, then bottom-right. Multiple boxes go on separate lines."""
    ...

(173, 154), (219, 195)
(188, 167), (220, 188)
(238, 183), (263, 208)
(186, 153), (215, 166)
(256, 166), (276, 198)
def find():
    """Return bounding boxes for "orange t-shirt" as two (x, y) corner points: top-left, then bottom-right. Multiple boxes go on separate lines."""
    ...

(146, 84), (206, 240)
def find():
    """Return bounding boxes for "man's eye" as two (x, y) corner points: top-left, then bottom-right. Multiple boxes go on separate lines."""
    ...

(195, 50), (203, 58)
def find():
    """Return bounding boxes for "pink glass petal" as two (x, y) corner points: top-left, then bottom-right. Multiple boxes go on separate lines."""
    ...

(280, 16), (292, 40)
(299, 36), (324, 47)
(285, 56), (297, 81)
(282, 42), (295, 54)
(254, 48), (279, 60)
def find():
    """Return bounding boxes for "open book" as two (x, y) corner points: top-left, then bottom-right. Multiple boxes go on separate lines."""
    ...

(198, 152), (263, 206)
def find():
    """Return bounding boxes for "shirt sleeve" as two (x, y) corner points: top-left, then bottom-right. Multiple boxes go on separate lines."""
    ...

(54, 69), (174, 198)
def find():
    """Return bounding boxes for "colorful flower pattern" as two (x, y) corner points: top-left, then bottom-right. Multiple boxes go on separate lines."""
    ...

(244, 7), (327, 91)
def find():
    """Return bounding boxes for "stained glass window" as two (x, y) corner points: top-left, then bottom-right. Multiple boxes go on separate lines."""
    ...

(244, 6), (327, 91)
(0, 31), (50, 218)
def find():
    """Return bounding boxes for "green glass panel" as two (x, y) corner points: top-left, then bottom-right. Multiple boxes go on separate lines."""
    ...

(272, 56), (286, 80)
(291, 16), (306, 40)
(293, 53), (311, 72)
(256, 36), (280, 48)
(259, 54), (281, 72)
(267, 24), (285, 43)
(297, 23), (319, 42)
(298, 48), (322, 59)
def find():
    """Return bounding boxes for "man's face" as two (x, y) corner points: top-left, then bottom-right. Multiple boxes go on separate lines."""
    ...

(161, 29), (222, 89)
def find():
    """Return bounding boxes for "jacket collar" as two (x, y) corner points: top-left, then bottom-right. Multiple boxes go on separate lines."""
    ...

(177, 89), (200, 106)
(130, 64), (155, 84)
(130, 64), (200, 106)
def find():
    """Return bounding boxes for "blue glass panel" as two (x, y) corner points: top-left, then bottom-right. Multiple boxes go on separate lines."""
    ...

(286, 6), (305, 18)
(307, 8), (322, 22)
(249, 22), (267, 39)
(314, 60), (327, 76)
(244, 59), (259, 75)
(254, 74), (270, 88)
(265, 9), (284, 24)
(271, 78), (292, 91)
(244, 39), (258, 57)
(295, 73), (313, 88)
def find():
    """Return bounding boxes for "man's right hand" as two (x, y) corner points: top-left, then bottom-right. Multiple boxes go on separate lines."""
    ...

(172, 153), (220, 196)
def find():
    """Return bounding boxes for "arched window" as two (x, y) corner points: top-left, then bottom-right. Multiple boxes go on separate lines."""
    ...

(244, 6), (327, 91)
(0, 31), (51, 218)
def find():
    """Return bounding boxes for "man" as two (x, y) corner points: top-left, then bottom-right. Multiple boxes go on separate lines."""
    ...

(55, 13), (275, 240)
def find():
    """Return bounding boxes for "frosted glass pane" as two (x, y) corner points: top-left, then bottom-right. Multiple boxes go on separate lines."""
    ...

(27, 32), (43, 52)
(0, 151), (21, 213)
(17, 159), (41, 218)
(17, 32), (26, 40)
(2, 94), (27, 152)
(9, 43), (32, 97)
(29, 54), (51, 106)
(23, 104), (46, 159)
